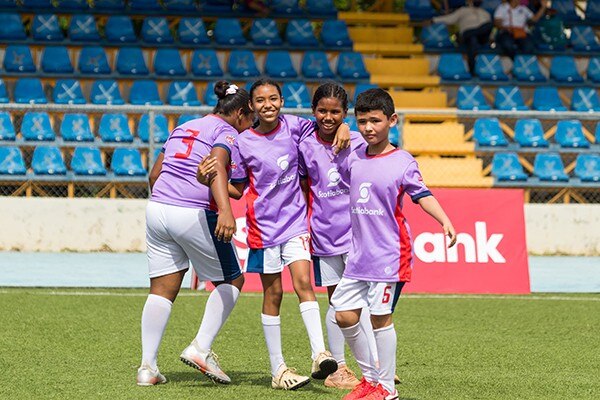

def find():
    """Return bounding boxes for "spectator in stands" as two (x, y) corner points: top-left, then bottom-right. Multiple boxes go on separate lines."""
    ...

(494, 0), (547, 58)
(432, 0), (492, 74)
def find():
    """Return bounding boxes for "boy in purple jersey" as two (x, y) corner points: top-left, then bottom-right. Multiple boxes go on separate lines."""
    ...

(138, 82), (254, 387)
(332, 89), (457, 400)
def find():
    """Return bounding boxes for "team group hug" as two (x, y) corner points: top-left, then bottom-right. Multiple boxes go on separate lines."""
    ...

(138, 78), (457, 400)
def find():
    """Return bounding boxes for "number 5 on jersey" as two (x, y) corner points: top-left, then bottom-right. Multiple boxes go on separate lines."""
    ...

(382, 285), (392, 304)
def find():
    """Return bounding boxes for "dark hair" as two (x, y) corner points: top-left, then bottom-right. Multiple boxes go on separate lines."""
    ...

(249, 79), (282, 99)
(312, 82), (348, 111)
(213, 80), (252, 115)
(354, 88), (395, 118)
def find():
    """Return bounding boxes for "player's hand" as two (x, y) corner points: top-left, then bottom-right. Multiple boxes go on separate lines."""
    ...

(332, 123), (351, 154)
(196, 156), (217, 186)
(444, 223), (457, 248)
(215, 211), (236, 243)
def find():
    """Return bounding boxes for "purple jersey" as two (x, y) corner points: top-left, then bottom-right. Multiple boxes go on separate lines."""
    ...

(298, 129), (366, 256)
(152, 115), (240, 210)
(232, 114), (313, 249)
(345, 148), (432, 283)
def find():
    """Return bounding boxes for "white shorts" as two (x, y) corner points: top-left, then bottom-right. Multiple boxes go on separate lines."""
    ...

(146, 201), (242, 282)
(246, 234), (311, 274)
(313, 254), (347, 287)
(330, 277), (405, 316)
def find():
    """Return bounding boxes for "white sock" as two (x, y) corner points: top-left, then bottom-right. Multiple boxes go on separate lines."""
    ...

(141, 294), (173, 370)
(374, 324), (397, 393)
(340, 322), (378, 382)
(262, 314), (286, 376)
(195, 284), (240, 351)
(299, 301), (326, 360)
(326, 305), (345, 365)
(360, 307), (380, 366)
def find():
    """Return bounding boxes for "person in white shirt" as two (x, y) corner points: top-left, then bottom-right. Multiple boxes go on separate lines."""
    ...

(494, 0), (547, 58)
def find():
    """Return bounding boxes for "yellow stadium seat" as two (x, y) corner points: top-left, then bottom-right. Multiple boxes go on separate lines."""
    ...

(415, 156), (493, 187)
(388, 90), (447, 108)
(353, 43), (423, 57)
(338, 11), (410, 25)
(403, 122), (475, 156)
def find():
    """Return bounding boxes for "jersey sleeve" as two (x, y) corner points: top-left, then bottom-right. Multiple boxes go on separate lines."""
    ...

(298, 146), (307, 179)
(212, 125), (236, 156)
(229, 138), (248, 183)
(402, 160), (432, 203)
(287, 114), (315, 144)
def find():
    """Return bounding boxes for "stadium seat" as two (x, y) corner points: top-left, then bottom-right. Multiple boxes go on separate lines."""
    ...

(129, 80), (162, 106)
(203, 81), (218, 106)
(0, 13), (26, 40)
(177, 114), (201, 126)
(438, 53), (471, 81)
(228, 50), (260, 78)
(492, 152), (528, 181)
(53, 79), (86, 104)
(494, 86), (529, 111)
(282, 82), (311, 108)
(178, 18), (210, 45)
(0, 80), (7, 103)
(191, 49), (223, 77)
(286, 19), (319, 47)
(138, 114), (169, 143)
(154, 48), (186, 77)
(0, 147), (26, 175)
(475, 54), (509, 81)
(552, 0), (581, 23)
(265, 51), (298, 78)
(69, 14), (99, 42)
(142, 17), (174, 44)
(164, 0), (196, 11)
(60, 114), (94, 142)
(532, 86), (567, 111)
(457, 85), (491, 110)
(302, 51), (335, 79)
(105, 16), (136, 43)
(0, 0), (18, 7)
(41, 46), (74, 74)
(22, 112), (55, 141)
(116, 47), (148, 75)
(570, 26), (600, 52)
(214, 19), (246, 46)
(550, 56), (584, 83)
(420, 23), (454, 50)
(90, 80), (125, 105)
(111, 148), (146, 176)
(58, 0), (89, 10)
(22, 0), (53, 9)
(95, 0), (126, 10)
(71, 147), (107, 176)
(514, 119), (549, 147)
(306, 0), (337, 15)
(554, 120), (590, 148)
(33, 14), (63, 41)
(251, 19), (282, 46)
(352, 84), (378, 106)
(337, 52), (370, 80)
(129, 0), (161, 11)
(0, 112), (16, 141)
(586, 57), (600, 83)
(404, 0), (436, 20)
(321, 20), (352, 48)
(586, 0), (600, 23)
(574, 153), (600, 182)
(201, 0), (233, 13)
(533, 153), (569, 181)
(99, 114), (133, 143)
(271, 0), (301, 14)
(167, 81), (201, 106)
(14, 79), (47, 104)
(571, 88), (600, 112)
(481, 0), (501, 15)
(513, 55), (546, 82)
(3, 45), (36, 73)
(78, 47), (111, 75)
(473, 118), (509, 146)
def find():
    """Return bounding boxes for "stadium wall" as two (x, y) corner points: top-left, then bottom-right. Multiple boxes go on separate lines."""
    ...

(2, 198), (600, 255)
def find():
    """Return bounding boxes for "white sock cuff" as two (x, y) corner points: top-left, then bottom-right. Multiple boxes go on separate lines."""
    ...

(215, 283), (240, 296)
(147, 294), (173, 307)
(261, 314), (281, 326)
(340, 322), (361, 335)
(299, 300), (319, 313)
(373, 324), (394, 334)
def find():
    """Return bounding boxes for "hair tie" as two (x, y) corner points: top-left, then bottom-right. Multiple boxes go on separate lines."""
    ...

(225, 84), (239, 96)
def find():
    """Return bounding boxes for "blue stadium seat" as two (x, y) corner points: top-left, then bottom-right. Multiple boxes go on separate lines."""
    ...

(586, 0), (600, 23)
(138, 114), (169, 143)
(164, 0), (197, 11)
(191, 49), (223, 77)
(14, 79), (47, 104)
(345, 116), (358, 131)
(457, 85), (491, 110)
(0, 0), (18, 7)
(57, 0), (90, 10)
(438, 53), (471, 81)
(33, 14), (63, 41)
(0, 13), (26, 40)
(178, 18), (210, 45)
(574, 154), (600, 182)
(214, 19), (246, 46)
(95, 0), (126, 10)
(596, 123), (600, 144)
(570, 26), (600, 52)
(513, 55), (546, 82)
(69, 15), (100, 42)
(0, 112), (16, 141)
(337, 52), (370, 80)
(90, 80), (125, 105)
(22, 0), (53, 9)
(105, 16), (136, 43)
(492, 152), (528, 181)
(142, 17), (174, 44)
(552, 0), (581, 23)
(420, 23), (454, 50)
(533, 153), (569, 182)
(251, 19), (282, 46)
(271, 0), (301, 14)
(265, 51), (298, 79)
(481, 0), (501, 15)
(99, 114), (133, 142)
(60, 114), (94, 142)
(41, 46), (74, 74)
(0, 147), (26, 175)
(286, 19), (319, 47)
(111, 148), (146, 176)
(494, 86), (529, 111)
(473, 118), (509, 146)
(228, 50), (260, 78)
(282, 82), (311, 108)
(203, 82), (218, 107)
(53, 79), (86, 104)
(404, 0), (436, 20)
(353, 83), (378, 105)
(514, 119), (549, 147)
(0, 80), (7, 103)
(3, 45), (36, 73)
(22, 112), (55, 141)
(129, 0), (161, 11)
(306, 0), (337, 15)
(71, 147), (107, 176)
(129, 80), (163, 106)
(177, 114), (201, 125)
(32, 146), (67, 175)
(587, 57), (600, 83)
(571, 88), (600, 112)
(475, 54), (508, 81)
(532, 86), (567, 111)
(321, 20), (352, 48)
(302, 51), (334, 79)
(78, 47), (111, 75)
(154, 48), (186, 77)
(200, 0), (231, 13)
(550, 56), (584, 83)
(555, 120), (590, 148)
(116, 47), (148, 75)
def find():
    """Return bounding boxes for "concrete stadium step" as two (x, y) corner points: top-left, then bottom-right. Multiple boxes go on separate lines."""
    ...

(338, 11), (410, 25)
(403, 122), (475, 156)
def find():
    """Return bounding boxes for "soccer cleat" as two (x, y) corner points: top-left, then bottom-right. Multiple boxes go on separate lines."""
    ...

(324, 364), (360, 389)
(360, 383), (399, 400)
(342, 377), (377, 400)
(180, 339), (231, 384)
(311, 350), (338, 379)
(394, 374), (401, 385)
(271, 367), (310, 390)
(136, 363), (167, 386)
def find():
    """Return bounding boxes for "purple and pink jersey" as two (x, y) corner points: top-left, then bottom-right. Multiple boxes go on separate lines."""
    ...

(152, 115), (240, 210)
(344, 148), (432, 283)
(298, 129), (365, 256)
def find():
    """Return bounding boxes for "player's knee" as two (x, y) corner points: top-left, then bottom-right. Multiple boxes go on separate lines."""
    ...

(335, 311), (359, 328)
(265, 286), (284, 304)
(370, 314), (392, 330)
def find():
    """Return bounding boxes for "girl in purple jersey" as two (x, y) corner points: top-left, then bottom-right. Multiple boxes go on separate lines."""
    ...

(137, 81), (254, 387)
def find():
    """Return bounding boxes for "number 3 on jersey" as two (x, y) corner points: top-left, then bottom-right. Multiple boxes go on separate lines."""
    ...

(175, 129), (200, 159)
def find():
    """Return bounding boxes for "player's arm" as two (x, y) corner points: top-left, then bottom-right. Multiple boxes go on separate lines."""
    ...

(197, 155), (245, 199)
(148, 151), (164, 191)
(208, 147), (236, 243)
(300, 178), (309, 204)
(417, 195), (457, 248)
(332, 122), (350, 154)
